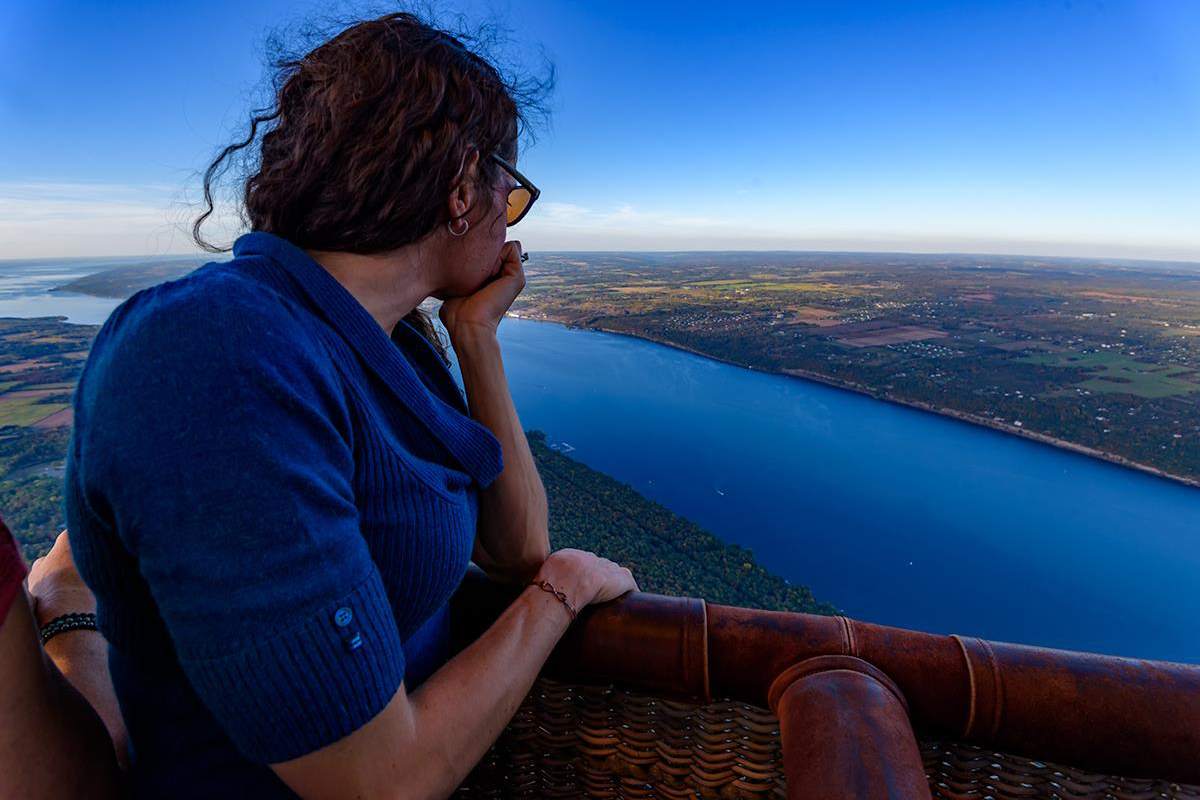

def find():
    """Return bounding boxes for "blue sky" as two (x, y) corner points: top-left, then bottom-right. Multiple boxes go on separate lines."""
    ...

(2, 0), (1197, 260)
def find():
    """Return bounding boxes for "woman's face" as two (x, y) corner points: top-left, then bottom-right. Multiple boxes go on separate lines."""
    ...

(432, 151), (515, 300)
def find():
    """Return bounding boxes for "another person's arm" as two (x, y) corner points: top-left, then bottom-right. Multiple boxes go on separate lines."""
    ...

(27, 530), (130, 767)
(0, 526), (120, 800)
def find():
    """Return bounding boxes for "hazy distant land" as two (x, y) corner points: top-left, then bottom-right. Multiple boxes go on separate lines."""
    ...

(52, 258), (205, 298)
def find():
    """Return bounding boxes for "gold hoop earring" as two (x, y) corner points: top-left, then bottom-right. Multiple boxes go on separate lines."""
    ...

(448, 218), (469, 237)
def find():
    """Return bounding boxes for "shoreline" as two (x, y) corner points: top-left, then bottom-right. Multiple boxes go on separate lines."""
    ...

(508, 311), (1200, 492)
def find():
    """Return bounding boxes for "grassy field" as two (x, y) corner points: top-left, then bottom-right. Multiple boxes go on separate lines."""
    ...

(1021, 351), (1200, 398)
(0, 396), (70, 426)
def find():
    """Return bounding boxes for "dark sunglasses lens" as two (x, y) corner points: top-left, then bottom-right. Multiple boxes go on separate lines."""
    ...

(507, 187), (532, 225)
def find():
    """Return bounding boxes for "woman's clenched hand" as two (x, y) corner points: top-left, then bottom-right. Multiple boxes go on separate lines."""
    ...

(439, 240), (526, 342)
(536, 548), (640, 611)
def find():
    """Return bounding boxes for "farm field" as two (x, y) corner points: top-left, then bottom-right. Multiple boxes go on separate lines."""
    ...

(1021, 351), (1200, 399)
(0, 318), (97, 557)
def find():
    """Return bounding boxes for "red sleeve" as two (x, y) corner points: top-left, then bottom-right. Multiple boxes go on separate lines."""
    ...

(0, 517), (27, 625)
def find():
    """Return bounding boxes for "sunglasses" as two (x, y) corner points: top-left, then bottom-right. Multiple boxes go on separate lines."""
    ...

(491, 153), (540, 226)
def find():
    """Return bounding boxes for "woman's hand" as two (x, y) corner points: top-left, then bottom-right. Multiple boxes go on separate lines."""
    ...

(439, 240), (526, 342)
(536, 548), (639, 611)
(27, 531), (95, 628)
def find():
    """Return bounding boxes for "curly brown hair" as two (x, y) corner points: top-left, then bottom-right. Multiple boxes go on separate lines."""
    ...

(193, 11), (552, 360)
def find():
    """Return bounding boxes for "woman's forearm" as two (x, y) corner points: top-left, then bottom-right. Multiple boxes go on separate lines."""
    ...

(451, 326), (549, 581)
(406, 580), (577, 798)
(272, 562), (586, 800)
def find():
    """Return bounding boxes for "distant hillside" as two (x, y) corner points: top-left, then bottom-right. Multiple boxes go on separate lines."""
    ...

(528, 429), (835, 614)
(53, 259), (206, 299)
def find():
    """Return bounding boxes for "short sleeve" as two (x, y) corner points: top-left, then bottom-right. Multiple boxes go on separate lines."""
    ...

(0, 517), (27, 626)
(66, 277), (406, 764)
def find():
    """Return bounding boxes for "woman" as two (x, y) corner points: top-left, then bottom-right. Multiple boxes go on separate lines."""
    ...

(66, 12), (637, 800)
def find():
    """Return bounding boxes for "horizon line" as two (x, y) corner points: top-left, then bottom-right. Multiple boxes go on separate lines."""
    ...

(3, 247), (1198, 269)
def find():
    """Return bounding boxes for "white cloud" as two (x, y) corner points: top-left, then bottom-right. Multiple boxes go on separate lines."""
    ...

(0, 181), (239, 258)
(537, 202), (592, 223)
(525, 200), (732, 234)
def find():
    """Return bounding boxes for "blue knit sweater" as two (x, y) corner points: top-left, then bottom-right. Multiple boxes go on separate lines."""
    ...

(65, 232), (504, 798)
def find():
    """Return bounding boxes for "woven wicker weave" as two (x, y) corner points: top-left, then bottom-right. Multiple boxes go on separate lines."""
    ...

(453, 676), (1200, 800)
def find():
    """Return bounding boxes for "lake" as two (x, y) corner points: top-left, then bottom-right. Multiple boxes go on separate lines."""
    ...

(452, 317), (1200, 664)
(2, 259), (1197, 663)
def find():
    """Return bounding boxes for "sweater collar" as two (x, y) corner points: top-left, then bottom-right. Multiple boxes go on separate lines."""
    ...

(232, 231), (504, 488)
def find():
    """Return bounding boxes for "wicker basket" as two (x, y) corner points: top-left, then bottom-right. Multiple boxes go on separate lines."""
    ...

(454, 677), (1200, 800)
(449, 569), (1200, 799)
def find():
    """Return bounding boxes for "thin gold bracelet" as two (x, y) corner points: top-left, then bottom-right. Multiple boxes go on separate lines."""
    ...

(526, 578), (578, 620)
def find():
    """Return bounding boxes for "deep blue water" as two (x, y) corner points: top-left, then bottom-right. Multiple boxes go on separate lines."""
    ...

(448, 317), (1200, 664)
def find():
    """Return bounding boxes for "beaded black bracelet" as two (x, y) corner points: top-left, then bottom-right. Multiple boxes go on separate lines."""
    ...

(39, 612), (98, 645)
(526, 578), (578, 620)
